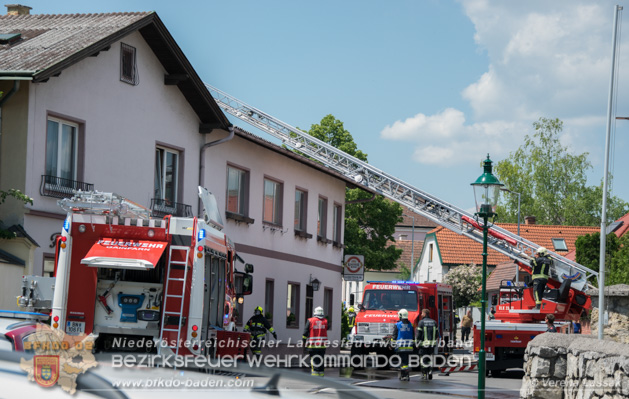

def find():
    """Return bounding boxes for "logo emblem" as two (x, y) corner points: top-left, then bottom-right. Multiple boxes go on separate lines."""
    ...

(34, 355), (59, 388)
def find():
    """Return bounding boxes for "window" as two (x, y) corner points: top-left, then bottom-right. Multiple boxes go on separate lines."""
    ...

(318, 197), (328, 238)
(154, 147), (179, 205)
(226, 166), (249, 216)
(263, 178), (283, 225)
(46, 117), (78, 183)
(43, 255), (55, 277)
(429, 243), (434, 262)
(120, 43), (137, 85)
(294, 189), (307, 231)
(286, 282), (300, 328)
(552, 238), (568, 251)
(265, 279), (274, 323)
(324, 288), (333, 328)
(332, 203), (342, 244)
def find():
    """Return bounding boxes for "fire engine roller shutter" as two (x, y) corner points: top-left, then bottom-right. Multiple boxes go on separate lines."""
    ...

(80, 239), (168, 270)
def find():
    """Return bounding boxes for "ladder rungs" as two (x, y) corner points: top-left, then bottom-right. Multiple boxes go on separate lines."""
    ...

(167, 278), (185, 282)
(166, 294), (183, 298)
(161, 328), (180, 332)
(163, 311), (182, 315)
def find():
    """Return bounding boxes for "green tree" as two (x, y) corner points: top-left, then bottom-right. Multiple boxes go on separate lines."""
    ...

(304, 115), (403, 271)
(575, 232), (629, 286)
(0, 189), (33, 239)
(443, 264), (482, 308)
(494, 117), (628, 226)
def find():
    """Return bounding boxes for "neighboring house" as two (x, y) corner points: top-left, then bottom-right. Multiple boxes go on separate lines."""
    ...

(412, 216), (600, 289)
(343, 204), (437, 306)
(0, 5), (363, 346)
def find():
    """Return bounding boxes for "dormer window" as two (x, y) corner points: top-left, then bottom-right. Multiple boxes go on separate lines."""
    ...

(552, 238), (567, 251)
(120, 43), (137, 85)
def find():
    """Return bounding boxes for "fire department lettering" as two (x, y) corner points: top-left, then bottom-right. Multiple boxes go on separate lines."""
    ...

(371, 285), (404, 290)
(98, 240), (164, 250)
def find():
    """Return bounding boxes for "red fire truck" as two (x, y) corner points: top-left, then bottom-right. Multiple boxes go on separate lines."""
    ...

(348, 281), (455, 360)
(473, 272), (591, 376)
(18, 188), (253, 358)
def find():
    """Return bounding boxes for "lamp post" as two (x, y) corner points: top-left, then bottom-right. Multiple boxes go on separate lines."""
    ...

(471, 154), (503, 399)
(500, 187), (521, 283)
(403, 213), (416, 280)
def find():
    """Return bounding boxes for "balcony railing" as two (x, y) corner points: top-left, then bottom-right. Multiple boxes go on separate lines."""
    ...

(40, 175), (94, 199)
(150, 198), (194, 218)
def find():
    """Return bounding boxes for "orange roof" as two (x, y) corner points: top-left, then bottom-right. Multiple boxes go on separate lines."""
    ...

(612, 212), (629, 238)
(384, 239), (424, 272)
(486, 262), (526, 291)
(429, 222), (600, 267)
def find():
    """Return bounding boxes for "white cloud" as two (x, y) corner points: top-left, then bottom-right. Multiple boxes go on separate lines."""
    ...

(380, 0), (624, 171)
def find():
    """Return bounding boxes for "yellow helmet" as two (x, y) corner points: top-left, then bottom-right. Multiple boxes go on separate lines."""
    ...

(254, 306), (263, 315)
(348, 307), (355, 312)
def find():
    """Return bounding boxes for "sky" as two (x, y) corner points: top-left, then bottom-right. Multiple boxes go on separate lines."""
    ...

(17, 0), (629, 214)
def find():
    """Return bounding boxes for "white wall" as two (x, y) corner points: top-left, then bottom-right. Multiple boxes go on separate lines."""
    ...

(413, 235), (444, 283)
(23, 31), (205, 271)
(204, 135), (346, 343)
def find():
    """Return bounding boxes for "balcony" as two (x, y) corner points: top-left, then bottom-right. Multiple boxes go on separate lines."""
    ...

(150, 198), (193, 218)
(40, 175), (94, 199)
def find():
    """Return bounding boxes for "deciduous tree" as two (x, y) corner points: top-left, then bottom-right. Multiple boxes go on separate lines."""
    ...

(444, 263), (482, 308)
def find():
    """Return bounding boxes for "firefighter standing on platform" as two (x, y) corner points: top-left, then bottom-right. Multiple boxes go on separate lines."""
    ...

(392, 308), (414, 381)
(244, 306), (276, 359)
(416, 308), (438, 380)
(303, 306), (329, 377)
(530, 247), (553, 310)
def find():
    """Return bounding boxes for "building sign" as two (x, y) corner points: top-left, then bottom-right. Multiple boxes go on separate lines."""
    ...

(344, 255), (364, 281)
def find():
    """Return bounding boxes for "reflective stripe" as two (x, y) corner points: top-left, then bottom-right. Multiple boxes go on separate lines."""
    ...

(422, 326), (436, 347)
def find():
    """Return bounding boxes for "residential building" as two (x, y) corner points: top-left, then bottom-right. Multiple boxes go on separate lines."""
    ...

(0, 6), (361, 346)
(412, 216), (600, 288)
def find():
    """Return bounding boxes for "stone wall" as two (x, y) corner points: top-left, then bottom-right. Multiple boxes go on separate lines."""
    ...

(520, 333), (629, 399)
(587, 284), (629, 345)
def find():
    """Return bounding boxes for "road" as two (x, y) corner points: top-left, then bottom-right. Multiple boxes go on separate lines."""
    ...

(319, 367), (523, 399)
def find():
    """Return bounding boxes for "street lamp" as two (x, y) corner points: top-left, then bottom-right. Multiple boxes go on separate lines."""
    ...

(500, 187), (521, 283)
(402, 213), (416, 280)
(471, 154), (503, 399)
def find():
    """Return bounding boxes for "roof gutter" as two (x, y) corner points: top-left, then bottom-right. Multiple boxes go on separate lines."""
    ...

(198, 125), (234, 216)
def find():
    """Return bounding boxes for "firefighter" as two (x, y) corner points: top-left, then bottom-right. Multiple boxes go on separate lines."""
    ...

(244, 306), (276, 359)
(303, 306), (329, 377)
(347, 306), (356, 329)
(392, 308), (414, 381)
(530, 247), (553, 310)
(416, 308), (438, 380)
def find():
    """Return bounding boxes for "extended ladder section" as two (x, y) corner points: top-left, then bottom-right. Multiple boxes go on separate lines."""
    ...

(206, 83), (598, 292)
(159, 246), (191, 357)
(58, 190), (152, 219)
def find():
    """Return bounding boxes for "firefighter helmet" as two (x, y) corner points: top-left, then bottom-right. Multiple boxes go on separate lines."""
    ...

(254, 306), (263, 315)
(398, 309), (408, 319)
(536, 247), (548, 256)
(348, 307), (355, 313)
(314, 307), (324, 317)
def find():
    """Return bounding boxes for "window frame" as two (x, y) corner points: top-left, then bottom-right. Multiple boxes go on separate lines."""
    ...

(154, 145), (181, 205)
(265, 279), (275, 324)
(552, 238), (568, 251)
(226, 165), (250, 217)
(120, 42), (137, 85)
(317, 196), (328, 239)
(324, 287), (333, 328)
(45, 116), (79, 182)
(332, 203), (342, 246)
(286, 282), (300, 329)
(294, 188), (308, 232)
(263, 177), (283, 226)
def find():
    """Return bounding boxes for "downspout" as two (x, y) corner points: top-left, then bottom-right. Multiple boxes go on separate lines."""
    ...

(198, 125), (234, 216)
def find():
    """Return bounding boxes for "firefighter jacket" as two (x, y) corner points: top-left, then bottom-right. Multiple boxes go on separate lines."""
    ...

(530, 254), (553, 280)
(417, 317), (438, 347)
(392, 319), (415, 352)
(302, 316), (329, 349)
(244, 314), (275, 339)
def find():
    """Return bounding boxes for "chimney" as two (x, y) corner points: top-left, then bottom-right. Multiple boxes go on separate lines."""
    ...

(5, 4), (31, 15)
(524, 216), (536, 225)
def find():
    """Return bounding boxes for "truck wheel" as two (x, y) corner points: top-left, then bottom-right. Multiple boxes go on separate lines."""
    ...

(350, 345), (365, 370)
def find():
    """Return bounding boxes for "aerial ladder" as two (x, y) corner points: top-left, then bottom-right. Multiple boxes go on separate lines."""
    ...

(205, 84), (598, 296)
